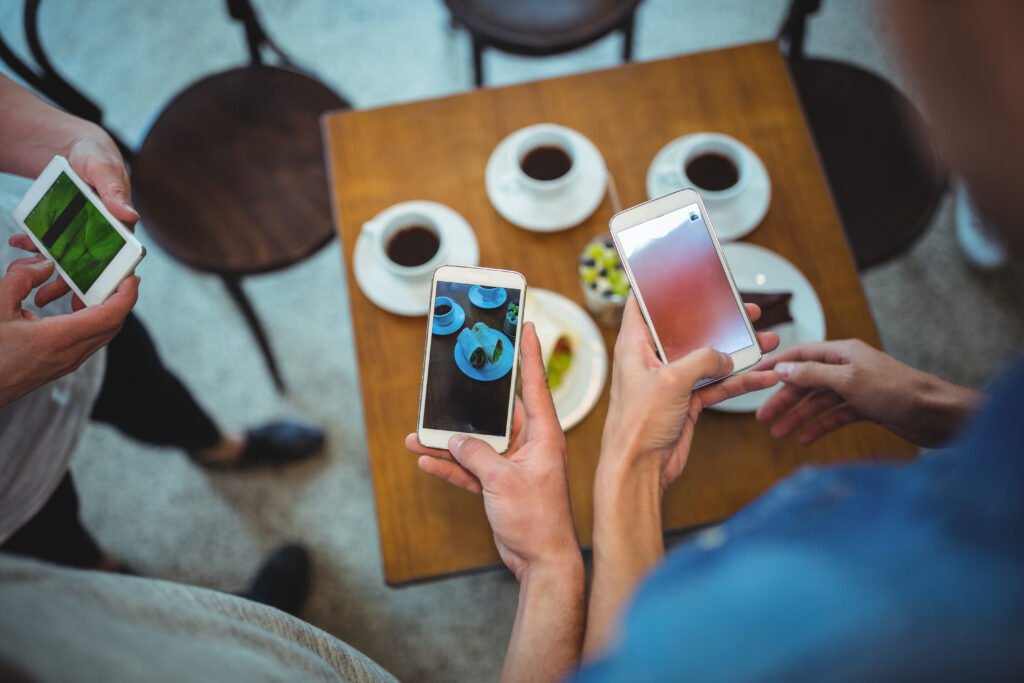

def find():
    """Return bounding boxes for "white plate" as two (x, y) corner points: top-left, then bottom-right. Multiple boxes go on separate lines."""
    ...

(353, 201), (479, 317)
(486, 125), (608, 232)
(710, 243), (826, 413)
(646, 133), (771, 241)
(525, 288), (608, 431)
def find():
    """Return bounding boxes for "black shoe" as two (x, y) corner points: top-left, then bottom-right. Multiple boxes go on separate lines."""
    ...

(239, 544), (311, 616)
(200, 421), (325, 469)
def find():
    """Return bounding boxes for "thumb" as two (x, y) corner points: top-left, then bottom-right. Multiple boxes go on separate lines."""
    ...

(774, 361), (844, 390)
(449, 435), (506, 483)
(0, 257), (54, 314)
(663, 346), (734, 389)
(87, 160), (138, 224)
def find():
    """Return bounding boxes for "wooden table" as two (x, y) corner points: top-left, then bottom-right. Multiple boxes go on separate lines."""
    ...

(323, 42), (916, 585)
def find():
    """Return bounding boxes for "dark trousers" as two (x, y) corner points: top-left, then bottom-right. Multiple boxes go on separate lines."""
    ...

(1, 313), (221, 568)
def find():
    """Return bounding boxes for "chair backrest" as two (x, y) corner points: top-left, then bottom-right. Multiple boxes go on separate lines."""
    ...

(0, 0), (286, 161)
(778, 0), (823, 62)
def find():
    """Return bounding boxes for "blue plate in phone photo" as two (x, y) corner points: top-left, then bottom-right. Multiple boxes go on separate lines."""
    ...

(432, 297), (466, 336)
(468, 285), (507, 309)
(454, 330), (514, 381)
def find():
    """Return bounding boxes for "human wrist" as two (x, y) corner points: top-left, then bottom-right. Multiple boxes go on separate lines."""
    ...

(914, 376), (982, 444)
(521, 550), (584, 593)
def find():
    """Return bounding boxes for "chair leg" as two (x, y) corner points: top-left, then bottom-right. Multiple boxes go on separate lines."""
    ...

(472, 36), (485, 87)
(622, 13), (636, 62)
(222, 275), (286, 393)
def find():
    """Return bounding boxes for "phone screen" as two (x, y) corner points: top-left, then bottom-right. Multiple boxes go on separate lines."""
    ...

(422, 280), (521, 436)
(617, 203), (754, 363)
(23, 171), (126, 292)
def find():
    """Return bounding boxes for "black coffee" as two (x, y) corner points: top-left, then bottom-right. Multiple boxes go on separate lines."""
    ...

(435, 304), (451, 316)
(685, 153), (740, 192)
(521, 146), (573, 181)
(386, 225), (440, 267)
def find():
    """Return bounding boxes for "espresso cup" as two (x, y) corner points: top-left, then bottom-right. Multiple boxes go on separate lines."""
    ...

(434, 296), (456, 327)
(362, 210), (446, 279)
(659, 133), (748, 204)
(508, 124), (579, 197)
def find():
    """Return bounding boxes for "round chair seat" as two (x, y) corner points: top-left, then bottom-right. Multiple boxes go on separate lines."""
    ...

(790, 58), (945, 270)
(445, 0), (641, 55)
(132, 66), (349, 276)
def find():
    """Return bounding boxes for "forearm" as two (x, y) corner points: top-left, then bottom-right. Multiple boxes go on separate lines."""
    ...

(584, 459), (664, 659)
(899, 371), (984, 447)
(501, 555), (586, 683)
(0, 73), (99, 177)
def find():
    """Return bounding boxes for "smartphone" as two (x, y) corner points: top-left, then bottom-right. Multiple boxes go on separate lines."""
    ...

(609, 188), (760, 387)
(11, 156), (145, 306)
(417, 265), (527, 454)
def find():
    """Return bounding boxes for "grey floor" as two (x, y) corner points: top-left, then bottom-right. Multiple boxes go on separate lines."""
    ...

(2, 1), (1022, 681)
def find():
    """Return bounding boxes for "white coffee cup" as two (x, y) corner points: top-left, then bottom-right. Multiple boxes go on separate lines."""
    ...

(506, 124), (579, 197)
(361, 210), (446, 279)
(659, 133), (748, 204)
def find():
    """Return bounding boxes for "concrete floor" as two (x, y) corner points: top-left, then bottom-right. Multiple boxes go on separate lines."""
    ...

(2, 1), (1022, 681)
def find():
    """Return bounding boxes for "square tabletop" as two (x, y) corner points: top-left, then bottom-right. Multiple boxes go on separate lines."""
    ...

(323, 41), (916, 585)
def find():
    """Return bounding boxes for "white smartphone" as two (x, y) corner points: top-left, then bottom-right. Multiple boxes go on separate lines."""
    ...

(609, 188), (760, 387)
(417, 265), (527, 454)
(11, 155), (145, 306)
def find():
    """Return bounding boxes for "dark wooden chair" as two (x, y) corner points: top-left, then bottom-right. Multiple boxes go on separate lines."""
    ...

(1, 0), (351, 392)
(779, 0), (945, 270)
(444, 0), (643, 87)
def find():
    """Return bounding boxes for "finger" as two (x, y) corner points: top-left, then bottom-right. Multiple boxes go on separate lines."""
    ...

(448, 435), (507, 483)
(417, 456), (482, 495)
(0, 257), (54, 312)
(34, 277), (72, 308)
(614, 293), (660, 368)
(696, 369), (780, 407)
(511, 396), (525, 437)
(755, 330), (780, 355)
(48, 275), (138, 341)
(663, 346), (734, 389)
(753, 341), (850, 372)
(79, 156), (139, 224)
(772, 360), (848, 394)
(796, 405), (861, 445)
(8, 234), (39, 253)
(756, 382), (812, 422)
(744, 302), (762, 322)
(519, 323), (559, 428)
(769, 390), (845, 439)
(404, 432), (454, 460)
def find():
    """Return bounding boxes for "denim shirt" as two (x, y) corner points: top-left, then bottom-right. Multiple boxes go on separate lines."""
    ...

(577, 362), (1024, 682)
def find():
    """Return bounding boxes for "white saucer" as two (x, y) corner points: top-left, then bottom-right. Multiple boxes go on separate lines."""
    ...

(486, 125), (608, 232)
(711, 243), (826, 413)
(646, 133), (771, 241)
(525, 288), (608, 431)
(353, 201), (479, 317)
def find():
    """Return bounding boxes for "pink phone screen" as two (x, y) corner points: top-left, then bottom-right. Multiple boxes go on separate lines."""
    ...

(617, 203), (754, 363)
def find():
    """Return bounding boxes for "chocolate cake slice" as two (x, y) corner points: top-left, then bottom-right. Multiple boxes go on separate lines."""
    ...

(740, 291), (794, 331)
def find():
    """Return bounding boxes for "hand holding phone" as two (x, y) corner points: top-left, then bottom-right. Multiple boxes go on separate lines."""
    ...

(417, 265), (527, 453)
(12, 156), (144, 307)
(0, 254), (139, 406)
(599, 294), (781, 490)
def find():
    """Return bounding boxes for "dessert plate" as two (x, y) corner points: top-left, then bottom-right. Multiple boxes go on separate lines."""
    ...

(525, 288), (608, 431)
(454, 329), (515, 382)
(710, 243), (826, 413)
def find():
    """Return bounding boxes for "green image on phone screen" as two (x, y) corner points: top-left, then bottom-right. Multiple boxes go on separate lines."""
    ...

(24, 172), (125, 292)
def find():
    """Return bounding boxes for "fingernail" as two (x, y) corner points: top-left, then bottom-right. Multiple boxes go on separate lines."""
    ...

(121, 200), (139, 217)
(449, 435), (467, 452)
(776, 362), (793, 378)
